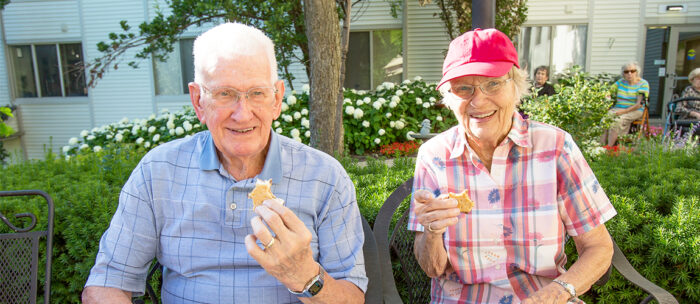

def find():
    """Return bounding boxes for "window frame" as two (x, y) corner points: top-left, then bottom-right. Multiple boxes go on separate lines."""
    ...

(8, 42), (88, 104)
(517, 23), (590, 78)
(152, 37), (196, 100)
(345, 28), (404, 91)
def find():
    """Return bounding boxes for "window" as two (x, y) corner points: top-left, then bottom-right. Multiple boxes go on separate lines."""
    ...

(153, 38), (195, 95)
(8, 43), (87, 98)
(344, 29), (403, 90)
(518, 25), (587, 77)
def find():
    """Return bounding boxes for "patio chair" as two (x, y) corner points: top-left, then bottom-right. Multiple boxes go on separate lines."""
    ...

(133, 214), (383, 304)
(373, 177), (679, 304)
(629, 93), (650, 138)
(664, 96), (700, 136)
(0, 190), (54, 304)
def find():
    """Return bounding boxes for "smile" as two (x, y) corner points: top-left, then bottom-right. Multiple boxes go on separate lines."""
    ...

(231, 127), (254, 133)
(470, 111), (496, 119)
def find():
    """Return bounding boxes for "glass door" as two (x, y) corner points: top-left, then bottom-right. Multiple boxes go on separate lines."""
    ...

(662, 26), (700, 119)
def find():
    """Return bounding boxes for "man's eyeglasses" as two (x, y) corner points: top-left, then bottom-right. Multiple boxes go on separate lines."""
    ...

(448, 78), (512, 100)
(624, 69), (637, 74)
(199, 84), (277, 108)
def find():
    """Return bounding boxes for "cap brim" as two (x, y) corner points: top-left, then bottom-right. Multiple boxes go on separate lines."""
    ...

(437, 62), (514, 89)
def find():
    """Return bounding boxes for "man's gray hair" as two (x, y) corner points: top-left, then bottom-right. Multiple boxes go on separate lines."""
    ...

(193, 22), (277, 84)
(439, 66), (530, 110)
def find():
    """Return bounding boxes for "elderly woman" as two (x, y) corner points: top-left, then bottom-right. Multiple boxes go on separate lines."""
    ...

(600, 61), (649, 146)
(677, 67), (700, 120)
(407, 28), (616, 304)
(534, 65), (556, 97)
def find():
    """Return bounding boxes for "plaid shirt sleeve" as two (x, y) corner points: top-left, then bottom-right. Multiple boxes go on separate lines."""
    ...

(556, 133), (617, 236)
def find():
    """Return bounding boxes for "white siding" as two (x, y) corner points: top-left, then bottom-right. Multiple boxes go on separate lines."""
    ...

(525, 0), (589, 23)
(350, 0), (402, 30)
(81, 0), (156, 127)
(3, 0), (81, 43)
(20, 103), (91, 159)
(0, 16), (10, 108)
(588, 0), (645, 74)
(405, 1), (450, 83)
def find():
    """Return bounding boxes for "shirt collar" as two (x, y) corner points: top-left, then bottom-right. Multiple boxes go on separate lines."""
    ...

(448, 112), (530, 159)
(199, 130), (283, 184)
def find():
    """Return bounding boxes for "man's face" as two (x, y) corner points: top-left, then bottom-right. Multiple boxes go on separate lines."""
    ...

(189, 55), (284, 166)
(535, 69), (548, 86)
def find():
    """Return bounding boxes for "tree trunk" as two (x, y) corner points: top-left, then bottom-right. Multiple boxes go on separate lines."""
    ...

(304, 0), (341, 155)
(333, 0), (352, 155)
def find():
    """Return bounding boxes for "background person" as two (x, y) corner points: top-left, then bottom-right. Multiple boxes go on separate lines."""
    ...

(533, 65), (555, 97)
(677, 67), (700, 120)
(82, 23), (367, 304)
(408, 28), (616, 304)
(600, 61), (649, 146)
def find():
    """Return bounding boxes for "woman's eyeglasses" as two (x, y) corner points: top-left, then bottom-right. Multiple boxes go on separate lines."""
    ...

(448, 78), (513, 100)
(624, 69), (637, 74)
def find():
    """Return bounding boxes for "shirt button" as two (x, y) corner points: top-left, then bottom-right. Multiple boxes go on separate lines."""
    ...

(230, 203), (237, 210)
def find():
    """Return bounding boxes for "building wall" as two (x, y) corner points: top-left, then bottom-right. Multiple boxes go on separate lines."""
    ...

(404, 1), (450, 83)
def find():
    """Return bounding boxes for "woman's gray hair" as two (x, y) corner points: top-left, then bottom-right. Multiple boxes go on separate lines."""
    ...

(439, 66), (530, 110)
(192, 22), (277, 84)
(620, 61), (642, 77)
(689, 67), (700, 82)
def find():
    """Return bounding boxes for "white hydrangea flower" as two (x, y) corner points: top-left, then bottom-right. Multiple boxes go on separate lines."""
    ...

(383, 82), (395, 90)
(353, 108), (364, 119)
(148, 126), (156, 133)
(403, 79), (411, 84)
(356, 99), (364, 106)
(374, 138), (381, 144)
(276, 127), (283, 134)
(414, 76), (422, 81)
(91, 127), (99, 133)
(373, 101), (382, 110)
(175, 127), (185, 136)
(62, 146), (70, 153)
(87, 135), (96, 141)
(290, 128), (300, 138)
(377, 97), (386, 104)
(343, 98), (352, 104)
(376, 84), (385, 91)
(378, 129), (386, 136)
(386, 113), (392, 118)
(136, 137), (144, 145)
(281, 102), (289, 112)
(423, 102), (431, 108)
(274, 121), (281, 127)
(286, 95), (297, 105)
(153, 134), (160, 142)
(69, 137), (79, 145)
(119, 117), (130, 124)
(302, 84), (310, 92)
(291, 90), (297, 95)
(429, 97), (436, 102)
(80, 144), (89, 150)
(301, 118), (310, 128)
(409, 90), (414, 94)
(436, 115), (443, 121)
(115, 134), (123, 142)
(194, 124), (201, 129)
(396, 90), (404, 96)
(345, 106), (355, 115)
(140, 119), (148, 126)
(93, 146), (103, 152)
(167, 120), (176, 130)
(363, 97), (371, 104)
(389, 101), (398, 108)
(149, 114), (156, 120)
(293, 136), (302, 143)
(301, 108), (308, 115)
(391, 96), (400, 103)
(169, 129), (176, 136)
(293, 112), (301, 120)
(357, 90), (366, 95)
(362, 121), (370, 128)
(390, 121), (396, 128)
(141, 126), (148, 132)
(106, 134), (113, 140)
(416, 97), (423, 105)
(144, 142), (151, 148)
(283, 114), (293, 122)
(395, 120), (405, 130)
(305, 130), (311, 138)
(183, 121), (193, 132)
(80, 130), (89, 138)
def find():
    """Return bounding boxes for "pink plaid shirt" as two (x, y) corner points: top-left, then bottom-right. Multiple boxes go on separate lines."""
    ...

(408, 113), (616, 304)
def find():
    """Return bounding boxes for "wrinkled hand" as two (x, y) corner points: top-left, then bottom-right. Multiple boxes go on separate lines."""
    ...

(413, 189), (460, 234)
(521, 282), (571, 304)
(245, 199), (318, 292)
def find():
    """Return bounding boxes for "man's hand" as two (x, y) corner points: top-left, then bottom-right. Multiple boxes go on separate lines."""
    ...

(413, 189), (460, 234)
(245, 199), (319, 292)
(521, 282), (571, 304)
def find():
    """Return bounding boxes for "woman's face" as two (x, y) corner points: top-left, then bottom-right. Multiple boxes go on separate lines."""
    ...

(623, 65), (638, 82)
(447, 74), (517, 146)
(692, 76), (700, 90)
(535, 69), (548, 86)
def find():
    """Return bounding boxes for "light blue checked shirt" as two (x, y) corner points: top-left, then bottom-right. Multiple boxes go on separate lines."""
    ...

(85, 131), (367, 303)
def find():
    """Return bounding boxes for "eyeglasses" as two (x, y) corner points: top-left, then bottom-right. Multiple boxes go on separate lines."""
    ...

(624, 69), (637, 74)
(448, 78), (512, 100)
(199, 84), (277, 108)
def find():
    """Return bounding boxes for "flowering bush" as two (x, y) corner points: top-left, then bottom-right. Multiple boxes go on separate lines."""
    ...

(63, 76), (457, 156)
(379, 141), (420, 157)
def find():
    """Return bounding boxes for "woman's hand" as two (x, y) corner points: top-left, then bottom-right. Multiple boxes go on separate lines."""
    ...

(413, 189), (460, 234)
(521, 282), (571, 304)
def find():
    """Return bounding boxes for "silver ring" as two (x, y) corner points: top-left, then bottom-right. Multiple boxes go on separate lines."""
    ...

(264, 238), (276, 250)
(427, 222), (435, 233)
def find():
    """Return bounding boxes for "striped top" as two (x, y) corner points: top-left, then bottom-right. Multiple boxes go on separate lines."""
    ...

(407, 113), (616, 303)
(85, 131), (367, 303)
(612, 78), (649, 112)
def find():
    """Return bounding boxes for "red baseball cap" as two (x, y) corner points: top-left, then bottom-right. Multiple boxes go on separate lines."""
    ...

(437, 28), (519, 89)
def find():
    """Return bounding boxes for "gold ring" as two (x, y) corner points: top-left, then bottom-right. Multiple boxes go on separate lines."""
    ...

(264, 238), (276, 250)
(427, 222), (435, 233)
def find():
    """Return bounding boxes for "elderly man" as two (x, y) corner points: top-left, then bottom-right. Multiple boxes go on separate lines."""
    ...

(82, 23), (367, 303)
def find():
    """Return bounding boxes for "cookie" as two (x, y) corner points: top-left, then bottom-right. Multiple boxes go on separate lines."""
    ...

(449, 189), (474, 213)
(248, 179), (278, 209)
